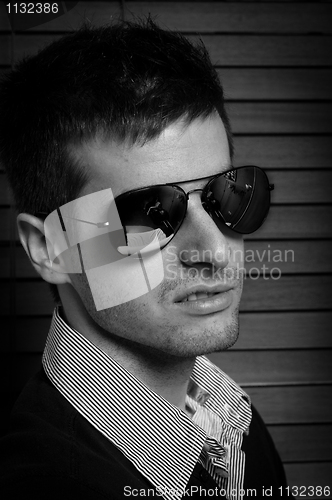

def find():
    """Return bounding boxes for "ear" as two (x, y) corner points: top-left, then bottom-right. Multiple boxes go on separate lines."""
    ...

(17, 213), (71, 285)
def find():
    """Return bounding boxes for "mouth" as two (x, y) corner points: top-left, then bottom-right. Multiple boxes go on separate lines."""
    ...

(178, 291), (219, 302)
(174, 285), (233, 303)
(173, 286), (234, 315)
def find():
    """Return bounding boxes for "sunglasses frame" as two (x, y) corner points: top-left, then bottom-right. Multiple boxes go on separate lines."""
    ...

(114, 165), (274, 246)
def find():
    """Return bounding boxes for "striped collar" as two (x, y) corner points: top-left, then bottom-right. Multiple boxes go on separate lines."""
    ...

(43, 307), (251, 500)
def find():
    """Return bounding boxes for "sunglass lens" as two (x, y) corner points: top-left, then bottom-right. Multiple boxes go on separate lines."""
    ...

(204, 166), (271, 234)
(115, 186), (187, 254)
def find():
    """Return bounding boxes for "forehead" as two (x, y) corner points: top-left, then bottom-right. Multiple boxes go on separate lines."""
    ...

(71, 114), (231, 198)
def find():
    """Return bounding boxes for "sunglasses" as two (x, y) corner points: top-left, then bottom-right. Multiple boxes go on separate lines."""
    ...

(38, 166), (273, 258)
(113, 165), (274, 255)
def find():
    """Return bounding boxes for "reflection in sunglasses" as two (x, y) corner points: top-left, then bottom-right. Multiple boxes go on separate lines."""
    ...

(117, 227), (173, 256)
(61, 214), (110, 229)
(146, 201), (175, 236)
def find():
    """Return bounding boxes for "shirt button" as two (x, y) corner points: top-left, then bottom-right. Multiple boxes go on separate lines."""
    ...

(199, 469), (210, 483)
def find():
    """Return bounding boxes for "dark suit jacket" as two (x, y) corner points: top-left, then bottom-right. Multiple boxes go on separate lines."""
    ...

(0, 368), (287, 498)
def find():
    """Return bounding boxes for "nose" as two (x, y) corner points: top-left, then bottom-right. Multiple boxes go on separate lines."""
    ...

(177, 191), (231, 273)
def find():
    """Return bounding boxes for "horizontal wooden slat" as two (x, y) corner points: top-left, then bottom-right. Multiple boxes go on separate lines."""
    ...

(285, 462), (332, 496)
(244, 241), (332, 274)
(219, 68), (332, 100)
(0, 274), (331, 316)
(124, 2), (332, 33)
(201, 35), (332, 67)
(246, 385), (332, 424)
(241, 275), (332, 311)
(269, 424), (332, 462)
(250, 206), (332, 239)
(2, 34), (332, 67)
(269, 170), (332, 204)
(208, 350), (332, 385)
(228, 102), (332, 134)
(237, 312), (332, 350)
(234, 136), (332, 168)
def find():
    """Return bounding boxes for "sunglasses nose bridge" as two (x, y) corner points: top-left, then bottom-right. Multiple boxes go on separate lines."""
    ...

(185, 188), (204, 199)
(184, 187), (209, 217)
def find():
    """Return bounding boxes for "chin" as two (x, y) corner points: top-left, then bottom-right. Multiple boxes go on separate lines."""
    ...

(186, 309), (240, 355)
(156, 316), (240, 359)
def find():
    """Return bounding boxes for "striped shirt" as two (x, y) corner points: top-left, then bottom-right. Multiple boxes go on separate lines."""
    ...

(43, 307), (252, 500)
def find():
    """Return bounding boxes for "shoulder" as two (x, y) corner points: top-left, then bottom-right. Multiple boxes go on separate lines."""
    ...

(242, 405), (288, 493)
(0, 368), (152, 499)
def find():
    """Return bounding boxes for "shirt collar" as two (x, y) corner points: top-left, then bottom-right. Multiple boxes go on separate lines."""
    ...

(43, 307), (251, 500)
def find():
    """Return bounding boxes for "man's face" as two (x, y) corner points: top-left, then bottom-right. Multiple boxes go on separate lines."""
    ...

(67, 113), (244, 357)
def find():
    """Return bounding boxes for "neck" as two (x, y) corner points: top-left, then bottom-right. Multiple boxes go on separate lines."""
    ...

(59, 287), (195, 413)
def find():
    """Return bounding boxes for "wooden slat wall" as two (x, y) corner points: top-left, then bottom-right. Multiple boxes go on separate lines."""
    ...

(0, 1), (331, 496)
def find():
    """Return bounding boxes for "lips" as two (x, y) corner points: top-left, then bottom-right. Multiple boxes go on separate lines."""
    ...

(174, 289), (234, 316)
(174, 285), (233, 303)
(180, 292), (217, 302)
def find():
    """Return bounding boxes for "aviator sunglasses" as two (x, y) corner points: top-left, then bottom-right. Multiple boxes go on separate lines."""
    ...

(38, 166), (274, 257)
(113, 165), (274, 253)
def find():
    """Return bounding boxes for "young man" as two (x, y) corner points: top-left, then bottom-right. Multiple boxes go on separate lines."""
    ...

(0, 20), (287, 499)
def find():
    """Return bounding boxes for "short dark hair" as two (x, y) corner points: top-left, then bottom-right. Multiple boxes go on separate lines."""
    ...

(0, 18), (232, 302)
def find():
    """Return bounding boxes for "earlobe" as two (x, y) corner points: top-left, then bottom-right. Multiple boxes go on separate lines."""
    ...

(17, 213), (70, 285)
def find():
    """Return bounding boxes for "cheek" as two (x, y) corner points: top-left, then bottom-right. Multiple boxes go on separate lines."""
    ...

(65, 238), (165, 312)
